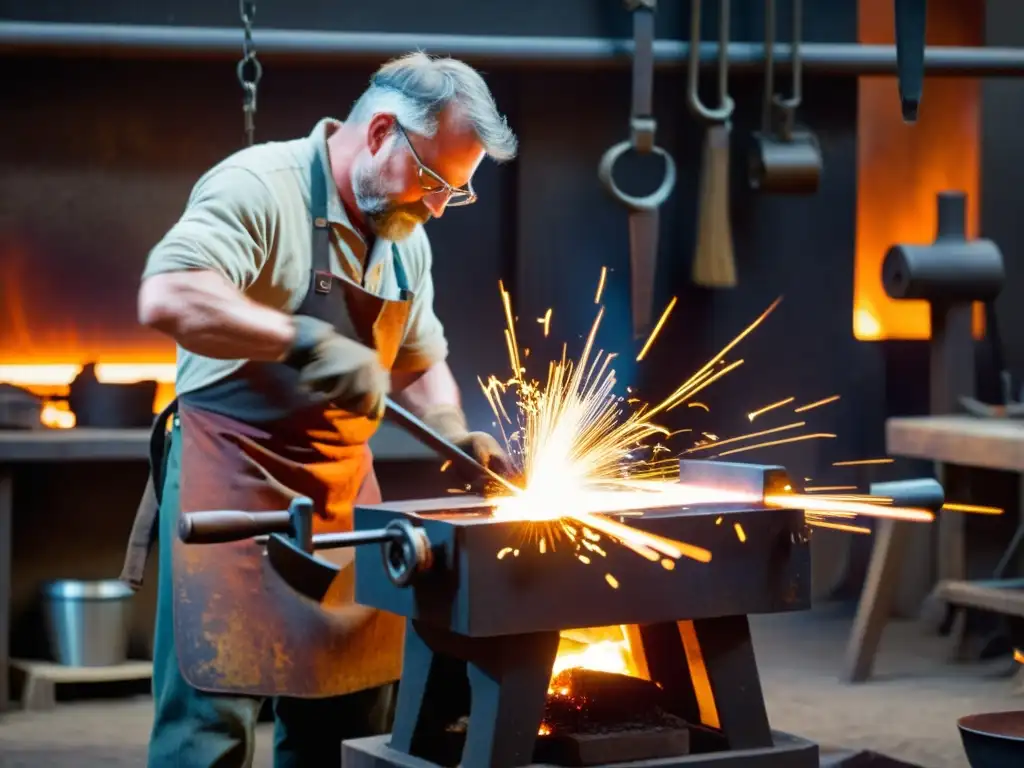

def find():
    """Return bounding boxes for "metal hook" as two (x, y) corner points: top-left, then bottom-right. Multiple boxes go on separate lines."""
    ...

(775, 0), (803, 111)
(687, 0), (735, 124)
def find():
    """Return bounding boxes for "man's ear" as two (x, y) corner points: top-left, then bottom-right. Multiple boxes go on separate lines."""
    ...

(366, 113), (397, 155)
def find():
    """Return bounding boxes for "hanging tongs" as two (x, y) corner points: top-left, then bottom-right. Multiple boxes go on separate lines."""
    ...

(748, 0), (822, 194)
(688, 0), (737, 289)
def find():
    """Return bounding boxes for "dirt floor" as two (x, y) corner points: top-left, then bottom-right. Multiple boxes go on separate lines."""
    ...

(0, 602), (1020, 767)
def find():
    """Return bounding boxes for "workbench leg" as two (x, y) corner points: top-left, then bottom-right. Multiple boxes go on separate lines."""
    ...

(638, 621), (702, 727)
(389, 620), (469, 764)
(462, 630), (560, 768)
(0, 468), (10, 713)
(841, 519), (912, 682)
(688, 616), (773, 750)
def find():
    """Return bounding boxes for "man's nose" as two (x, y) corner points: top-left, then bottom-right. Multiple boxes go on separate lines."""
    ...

(422, 193), (449, 219)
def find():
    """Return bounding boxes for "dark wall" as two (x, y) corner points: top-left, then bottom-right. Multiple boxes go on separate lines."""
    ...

(4, 2), (927, 657)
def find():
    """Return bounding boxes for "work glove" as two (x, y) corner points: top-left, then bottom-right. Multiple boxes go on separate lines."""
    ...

(284, 315), (390, 419)
(421, 404), (516, 485)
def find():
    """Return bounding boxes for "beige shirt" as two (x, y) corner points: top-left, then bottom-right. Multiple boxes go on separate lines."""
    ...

(142, 119), (449, 396)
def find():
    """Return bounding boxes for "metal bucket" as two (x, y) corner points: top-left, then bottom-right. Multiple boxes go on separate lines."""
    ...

(958, 711), (1024, 768)
(41, 579), (134, 667)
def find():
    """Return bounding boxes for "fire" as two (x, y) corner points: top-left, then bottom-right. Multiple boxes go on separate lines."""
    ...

(0, 362), (175, 427)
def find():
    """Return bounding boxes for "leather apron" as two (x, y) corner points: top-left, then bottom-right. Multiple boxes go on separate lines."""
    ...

(146, 150), (410, 698)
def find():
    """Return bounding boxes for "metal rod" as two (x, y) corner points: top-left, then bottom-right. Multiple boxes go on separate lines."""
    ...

(310, 529), (397, 550)
(4, 21), (1024, 76)
(383, 398), (520, 494)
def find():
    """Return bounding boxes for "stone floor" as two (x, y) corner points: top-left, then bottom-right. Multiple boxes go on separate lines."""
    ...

(0, 602), (1020, 767)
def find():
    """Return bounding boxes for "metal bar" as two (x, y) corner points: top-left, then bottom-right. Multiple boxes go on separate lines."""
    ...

(383, 398), (519, 493)
(4, 21), (1024, 76)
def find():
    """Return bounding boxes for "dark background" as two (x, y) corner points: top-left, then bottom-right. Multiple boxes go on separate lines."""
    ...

(1, 0), (1021, 659)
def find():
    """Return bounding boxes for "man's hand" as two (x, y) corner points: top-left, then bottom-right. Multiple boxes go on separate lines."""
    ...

(421, 404), (515, 482)
(285, 316), (390, 418)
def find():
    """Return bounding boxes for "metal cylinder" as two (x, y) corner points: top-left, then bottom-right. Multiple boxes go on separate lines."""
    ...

(882, 192), (1005, 302)
(41, 579), (134, 667)
(748, 131), (822, 194)
(868, 478), (944, 512)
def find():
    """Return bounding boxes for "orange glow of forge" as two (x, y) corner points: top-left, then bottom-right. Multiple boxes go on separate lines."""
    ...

(854, 0), (984, 341)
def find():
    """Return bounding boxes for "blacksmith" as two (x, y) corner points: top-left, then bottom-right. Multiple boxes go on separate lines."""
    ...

(121, 53), (516, 767)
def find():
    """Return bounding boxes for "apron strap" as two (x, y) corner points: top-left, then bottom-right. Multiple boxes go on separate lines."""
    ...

(310, 149), (332, 275)
(119, 397), (179, 590)
(310, 151), (412, 300)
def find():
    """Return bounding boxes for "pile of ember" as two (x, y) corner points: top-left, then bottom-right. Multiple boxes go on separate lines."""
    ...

(540, 668), (686, 736)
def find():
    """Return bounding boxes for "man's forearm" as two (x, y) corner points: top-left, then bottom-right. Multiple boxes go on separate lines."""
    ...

(391, 361), (461, 420)
(139, 270), (296, 361)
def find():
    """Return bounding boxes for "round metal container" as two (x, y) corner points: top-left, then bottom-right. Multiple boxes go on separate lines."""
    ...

(41, 579), (134, 667)
(958, 710), (1024, 768)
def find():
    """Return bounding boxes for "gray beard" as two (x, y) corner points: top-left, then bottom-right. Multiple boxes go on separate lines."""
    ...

(352, 157), (430, 241)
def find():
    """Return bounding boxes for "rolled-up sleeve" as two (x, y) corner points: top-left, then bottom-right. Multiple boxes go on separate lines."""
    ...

(142, 165), (276, 290)
(393, 233), (449, 373)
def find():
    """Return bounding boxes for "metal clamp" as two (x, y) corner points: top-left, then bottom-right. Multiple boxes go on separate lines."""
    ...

(687, 0), (735, 124)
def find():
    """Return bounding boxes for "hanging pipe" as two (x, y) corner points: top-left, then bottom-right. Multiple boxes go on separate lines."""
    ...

(3, 21), (1024, 76)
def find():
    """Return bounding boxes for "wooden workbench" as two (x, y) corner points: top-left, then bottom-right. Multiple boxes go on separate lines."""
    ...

(0, 429), (150, 713)
(842, 415), (1024, 682)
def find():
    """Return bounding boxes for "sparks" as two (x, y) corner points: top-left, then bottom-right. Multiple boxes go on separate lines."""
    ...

(636, 297), (677, 362)
(594, 267), (608, 304)
(747, 397), (795, 421)
(794, 395), (840, 413)
(943, 502), (1003, 515)
(537, 308), (552, 337)
(477, 279), (933, 569)
(833, 457), (894, 467)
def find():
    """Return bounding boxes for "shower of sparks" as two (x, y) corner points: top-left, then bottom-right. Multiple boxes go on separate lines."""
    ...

(688, 402), (710, 411)
(439, 460), (452, 473)
(474, 279), (936, 571)
(943, 502), (1004, 516)
(748, 397), (795, 421)
(833, 458), (894, 467)
(805, 485), (857, 492)
(636, 297), (678, 362)
(594, 267), (608, 304)
(794, 395), (840, 413)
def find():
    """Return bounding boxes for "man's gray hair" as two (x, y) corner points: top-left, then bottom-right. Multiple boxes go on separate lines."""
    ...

(347, 52), (518, 162)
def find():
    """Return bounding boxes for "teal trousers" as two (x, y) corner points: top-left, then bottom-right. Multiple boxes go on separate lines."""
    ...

(147, 428), (393, 768)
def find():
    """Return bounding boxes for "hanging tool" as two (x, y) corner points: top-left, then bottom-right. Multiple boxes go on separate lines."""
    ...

(688, 0), (736, 289)
(748, 0), (822, 194)
(237, 0), (262, 146)
(598, 0), (677, 340)
(894, 0), (927, 122)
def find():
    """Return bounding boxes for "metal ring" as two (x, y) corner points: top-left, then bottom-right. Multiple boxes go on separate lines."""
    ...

(236, 56), (263, 86)
(597, 141), (677, 212)
(381, 519), (431, 588)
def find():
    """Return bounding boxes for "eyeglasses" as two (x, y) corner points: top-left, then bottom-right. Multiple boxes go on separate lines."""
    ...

(395, 123), (478, 208)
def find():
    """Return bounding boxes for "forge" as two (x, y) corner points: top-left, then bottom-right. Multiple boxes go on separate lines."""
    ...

(180, 459), (817, 767)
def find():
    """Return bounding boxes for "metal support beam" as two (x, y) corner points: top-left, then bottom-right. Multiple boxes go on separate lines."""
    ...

(4, 21), (1024, 76)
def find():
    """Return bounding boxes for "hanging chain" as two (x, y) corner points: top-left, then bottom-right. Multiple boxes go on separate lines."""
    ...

(237, 0), (263, 146)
